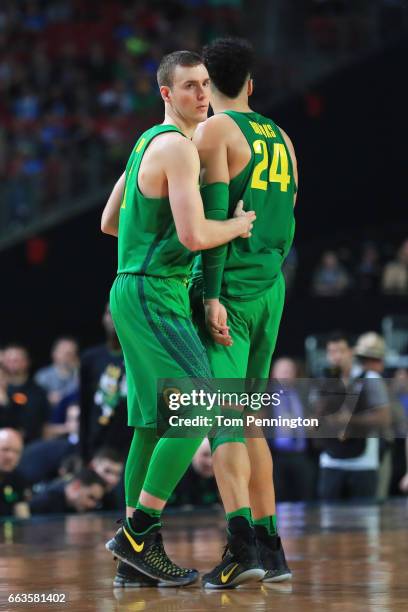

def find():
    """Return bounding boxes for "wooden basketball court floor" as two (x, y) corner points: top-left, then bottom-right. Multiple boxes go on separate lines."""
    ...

(1, 500), (407, 612)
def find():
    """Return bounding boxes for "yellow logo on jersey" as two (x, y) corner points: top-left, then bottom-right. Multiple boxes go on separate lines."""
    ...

(123, 527), (144, 553)
(221, 563), (238, 584)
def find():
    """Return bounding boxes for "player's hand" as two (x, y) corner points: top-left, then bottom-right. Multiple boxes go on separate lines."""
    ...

(399, 472), (408, 494)
(233, 200), (256, 238)
(204, 299), (233, 347)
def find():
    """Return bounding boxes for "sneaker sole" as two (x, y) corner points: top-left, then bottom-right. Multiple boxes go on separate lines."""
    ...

(113, 576), (181, 589)
(203, 568), (265, 589)
(263, 571), (292, 583)
(106, 539), (199, 587)
(113, 578), (156, 588)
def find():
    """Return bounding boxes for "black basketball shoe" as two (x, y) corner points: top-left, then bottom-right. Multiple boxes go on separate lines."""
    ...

(106, 521), (198, 586)
(202, 517), (265, 589)
(113, 560), (159, 587)
(254, 526), (292, 582)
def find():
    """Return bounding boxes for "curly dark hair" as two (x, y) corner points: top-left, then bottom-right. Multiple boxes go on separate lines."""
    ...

(202, 37), (254, 98)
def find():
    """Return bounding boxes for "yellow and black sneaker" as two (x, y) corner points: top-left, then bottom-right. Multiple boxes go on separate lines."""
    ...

(254, 527), (292, 582)
(202, 518), (265, 589)
(106, 521), (198, 587)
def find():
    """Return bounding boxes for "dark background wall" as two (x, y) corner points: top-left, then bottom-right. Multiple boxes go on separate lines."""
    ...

(1, 39), (407, 368)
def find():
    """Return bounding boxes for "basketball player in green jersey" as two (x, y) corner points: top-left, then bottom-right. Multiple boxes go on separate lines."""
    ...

(190, 38), (298, 588)
(101, 51), (260, 588)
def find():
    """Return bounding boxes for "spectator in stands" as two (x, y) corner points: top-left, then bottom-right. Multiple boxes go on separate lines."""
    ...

(89, 446), (124, 511)
(18, 402), (80, 486)
(357, 242), (381, 294)
(399, 438), (408, 495)
(2, 345), (50, 443)
(356, 333), (397, 502)
(381, 238), (408, 295)
(30, 467), (106, 515)
(317, 332), (391, 502)
(34, 337), (79, 407)
(312, 250), (351, 296)
(168, 439), (219, 508)
(2, 0), (233, 236)
(0, 428), (30, 518)
(79, 303), (130, 461)
(282, 246), (298, 295)
(0, 363), (20, 430)
(390, 368), (408, 495)
(377, 369), (407, 501)
(391, 368), (408, 414)
(58, 453), (83, 480)
(267, 358), (317, 502)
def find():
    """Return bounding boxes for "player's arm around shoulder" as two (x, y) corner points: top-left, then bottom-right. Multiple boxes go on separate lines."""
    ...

(162, 130), (255, 251)
(101, 171), (126, 237)
(193, 114), (230, 184)
(160, 134), (206, 252)
(278, 126), (299, 205)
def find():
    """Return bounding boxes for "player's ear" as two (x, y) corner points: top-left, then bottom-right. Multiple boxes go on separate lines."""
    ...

(247, 79), (254, 97)
(160, 85), (172, 103)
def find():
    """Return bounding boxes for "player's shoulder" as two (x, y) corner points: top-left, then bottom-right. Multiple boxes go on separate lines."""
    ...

(197, 113), (232, 134)
(194, 114), (231, 145)
(276, 123), (295, 152)
(153, 131), (196, 160)
(152, 132), (199, 177)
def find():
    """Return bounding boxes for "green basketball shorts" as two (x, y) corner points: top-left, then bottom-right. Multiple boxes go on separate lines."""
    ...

(190, 273), (286, 452)
(192, 272), (285, 379)
(110, 273), (212, 428)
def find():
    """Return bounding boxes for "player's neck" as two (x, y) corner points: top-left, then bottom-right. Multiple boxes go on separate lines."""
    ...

(162, 111), (197, 139)
(211, 95), (252, 115)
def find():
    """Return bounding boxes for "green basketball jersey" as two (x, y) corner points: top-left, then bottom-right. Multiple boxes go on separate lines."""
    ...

(194, 110), (296, 299)
(117, 124), (193, 280)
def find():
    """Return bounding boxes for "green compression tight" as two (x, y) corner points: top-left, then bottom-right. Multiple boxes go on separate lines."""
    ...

(125, 428), (158, 508)
(125, 428), (206, 505)
(141, 436), (204, 501)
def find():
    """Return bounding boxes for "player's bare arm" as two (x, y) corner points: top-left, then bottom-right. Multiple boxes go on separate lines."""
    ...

(193, 115), (230, 185)
(193, 117), (234, 345)
(101, 172), (126, 237)
(194, 115), (251, 345)
(163, 135), (255, 252)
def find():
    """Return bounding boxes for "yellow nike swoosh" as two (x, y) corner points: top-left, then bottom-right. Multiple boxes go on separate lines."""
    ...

(221, 563), (239, 584)
(123, 527), (144, 553)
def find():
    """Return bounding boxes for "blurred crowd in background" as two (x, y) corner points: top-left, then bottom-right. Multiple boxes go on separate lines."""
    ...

(283, 238), (408, 296)
(1, 0), (406, 234)
(1, 303), (407, 519)
(0, 0), (244, 232)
